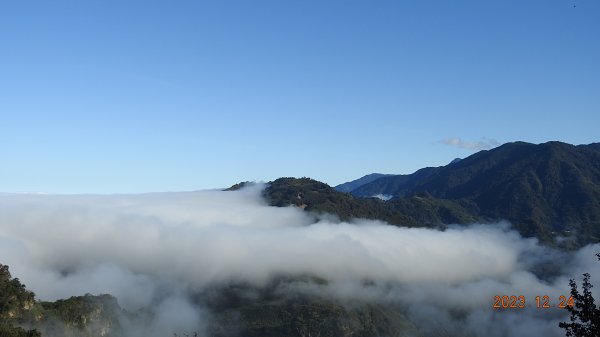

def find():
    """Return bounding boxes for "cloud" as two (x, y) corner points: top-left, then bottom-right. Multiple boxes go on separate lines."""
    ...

(371, 194), (392, 201)
(0, 185), (598, 337)
(442, 137), (501, 151)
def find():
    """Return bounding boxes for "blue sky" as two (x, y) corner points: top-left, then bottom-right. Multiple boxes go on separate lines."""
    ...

(1, 0), (599, 193)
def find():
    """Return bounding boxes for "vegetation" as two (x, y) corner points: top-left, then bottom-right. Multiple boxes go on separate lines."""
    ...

(2, 260), (423, 337)
(262, 177), (476, 228)
(39, 294), (122, 337)
(388, 193), (479, 226)
(334, 173), (394, 193)
(559, 253), (600, 337)
(201, 280), (420, 337)
(223, 181), (252, 191)
(0, 264), (40, 337)
(341, 141), (600, 247)
(0, 323), (40, 337)
(1, 263), (124, 337)
(226, 142), (600, 248)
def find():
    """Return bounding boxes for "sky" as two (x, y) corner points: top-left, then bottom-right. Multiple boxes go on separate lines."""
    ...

(1, 0), (599, 193)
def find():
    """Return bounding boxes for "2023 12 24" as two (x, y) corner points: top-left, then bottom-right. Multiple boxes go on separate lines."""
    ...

(492, 295), (574, 309)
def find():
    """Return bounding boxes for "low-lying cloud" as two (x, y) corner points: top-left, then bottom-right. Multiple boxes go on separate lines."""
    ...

(0, 185), (598, 337)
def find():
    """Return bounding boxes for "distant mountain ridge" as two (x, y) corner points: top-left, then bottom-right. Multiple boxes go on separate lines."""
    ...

(344, 141), (600, 245)
(344, 167), (439, 199)
(259, 141), (600, 247)
(334, 173), (394, 193)
(334, 159), (462, 195)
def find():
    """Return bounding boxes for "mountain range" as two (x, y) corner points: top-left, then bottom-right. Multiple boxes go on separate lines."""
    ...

(334, 173), (394, 193)
(264, 141), (600, 248)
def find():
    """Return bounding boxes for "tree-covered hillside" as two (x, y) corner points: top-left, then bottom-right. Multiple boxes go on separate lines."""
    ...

(262, 177), (477, 228)
(0, 263), (122, 337)
(1, 262), (430, 337)
(0, 264), (40, 337)
(344, 141), (600, 246)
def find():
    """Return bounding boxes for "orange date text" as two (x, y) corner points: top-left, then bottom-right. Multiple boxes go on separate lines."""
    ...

(492, 295), (574, 309)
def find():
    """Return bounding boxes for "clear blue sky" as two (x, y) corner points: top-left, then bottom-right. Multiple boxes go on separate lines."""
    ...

(1, 0), (599, 193)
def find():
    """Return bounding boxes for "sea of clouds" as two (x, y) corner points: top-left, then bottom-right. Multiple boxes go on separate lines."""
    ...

(0, 184), (598, 337)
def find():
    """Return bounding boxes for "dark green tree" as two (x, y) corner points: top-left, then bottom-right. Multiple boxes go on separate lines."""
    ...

(0, 323), (41, 337)
(559, 253), (600, 337)
(0, 264), (41, 337)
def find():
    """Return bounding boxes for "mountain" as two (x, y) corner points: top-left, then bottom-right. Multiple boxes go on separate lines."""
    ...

(334, 159), (461, 196)
(0, 264), (40, 337)
(229, 141), (600, 247)
(2, 262), (429, 337)
(1, 263), (123, 337)
(334, 173), (394, 193)
(263, 177), (421, 226)
(348, 167), (439, 199)
(262, 177), (478, 228)
(351, 141), (600, 245)
(202, 279), (423, 337)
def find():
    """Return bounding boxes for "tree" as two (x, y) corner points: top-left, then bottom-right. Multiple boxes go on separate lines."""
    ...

(0, 323), (41, 337)
(559, 253), (600, 337)
(0, 264), (41, 337)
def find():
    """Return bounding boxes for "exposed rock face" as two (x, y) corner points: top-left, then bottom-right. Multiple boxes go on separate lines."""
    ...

(1, 264), (123, 337)
(36, 294), (123, 337)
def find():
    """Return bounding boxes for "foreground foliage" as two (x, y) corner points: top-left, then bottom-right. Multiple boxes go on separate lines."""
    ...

(559, 253), (600, 337)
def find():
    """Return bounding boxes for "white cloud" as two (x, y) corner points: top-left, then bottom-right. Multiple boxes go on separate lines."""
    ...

(0, 185), (597, 337)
